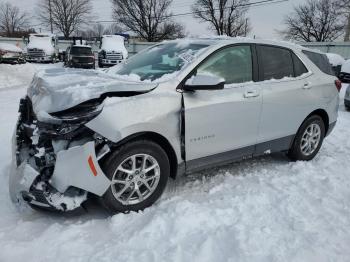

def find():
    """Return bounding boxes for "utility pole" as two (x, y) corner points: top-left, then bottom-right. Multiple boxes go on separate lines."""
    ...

(49, 0), (53, 34)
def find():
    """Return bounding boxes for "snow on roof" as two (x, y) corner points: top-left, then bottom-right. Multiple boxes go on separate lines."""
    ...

(0, 43), (23, 53)
(326, 53), (345, 66)
(163, 37), (309, 52)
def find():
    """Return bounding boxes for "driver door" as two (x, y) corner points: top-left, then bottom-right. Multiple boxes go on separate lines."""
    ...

(183, 45), (262, 171)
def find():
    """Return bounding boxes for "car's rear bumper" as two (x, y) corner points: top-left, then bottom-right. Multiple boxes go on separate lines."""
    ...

(0, 57), (26, 64)
(70, 61), (95, 68)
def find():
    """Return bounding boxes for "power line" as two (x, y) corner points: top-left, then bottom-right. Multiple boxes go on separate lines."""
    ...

(94, 0), (289, 24)
(171, 0), (289, 18)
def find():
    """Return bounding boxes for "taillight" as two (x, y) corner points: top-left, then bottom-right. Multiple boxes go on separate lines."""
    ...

(335, 79), (342, 92)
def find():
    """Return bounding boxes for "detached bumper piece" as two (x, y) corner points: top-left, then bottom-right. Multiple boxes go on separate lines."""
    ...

(9, 97), (94, 211)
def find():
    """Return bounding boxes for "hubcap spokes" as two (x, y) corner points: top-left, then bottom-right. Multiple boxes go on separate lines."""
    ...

(300, 123), (321, 156)
(111, 154), (160, 205)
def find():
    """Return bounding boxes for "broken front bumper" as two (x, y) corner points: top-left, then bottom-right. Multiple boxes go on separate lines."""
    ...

(9, 98), (111, 211)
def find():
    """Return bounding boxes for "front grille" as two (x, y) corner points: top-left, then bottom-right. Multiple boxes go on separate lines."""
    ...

(106, 52), (123, 60)
(27, 48), (45, 57)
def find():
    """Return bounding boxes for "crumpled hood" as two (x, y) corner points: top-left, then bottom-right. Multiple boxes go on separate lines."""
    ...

(27, 68), (157, 114)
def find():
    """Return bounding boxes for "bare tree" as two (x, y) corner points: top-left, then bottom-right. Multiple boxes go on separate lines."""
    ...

(104, 23), (124, 35)
(282, 0), (344, 42)
(90, 23), (107, 38)
(0, 2), (29, 37)
(335, 0), (350, 41)
(37, 0), (93, 38)
(192, 0), (251, 37)
(111, 0), (185, 42)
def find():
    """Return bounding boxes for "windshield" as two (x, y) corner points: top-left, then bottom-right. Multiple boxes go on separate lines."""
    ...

(71, 47), (92, 55)
(109, 42), (209, 82)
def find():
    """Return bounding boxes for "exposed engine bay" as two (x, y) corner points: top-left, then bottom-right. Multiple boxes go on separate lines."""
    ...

(11, 96), (112, 211)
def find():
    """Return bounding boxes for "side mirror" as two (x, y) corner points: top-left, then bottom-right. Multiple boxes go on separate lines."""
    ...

(184, 74), (225, 91)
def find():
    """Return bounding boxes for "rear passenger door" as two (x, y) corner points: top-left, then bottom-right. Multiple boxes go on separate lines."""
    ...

(255, 45), (314, 154)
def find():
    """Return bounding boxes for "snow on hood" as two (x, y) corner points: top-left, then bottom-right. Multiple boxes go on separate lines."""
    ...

(0, 43), (23, 53)
(26, 37), (55, 54)
(27, 68), (158, 115)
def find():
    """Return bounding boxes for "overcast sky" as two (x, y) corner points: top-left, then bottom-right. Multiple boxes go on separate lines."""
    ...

(11, 0), (307, 39)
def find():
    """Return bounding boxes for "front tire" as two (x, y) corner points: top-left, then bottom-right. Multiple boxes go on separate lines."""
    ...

(288, 115), (325, 161)
(101, 140), (170, 213)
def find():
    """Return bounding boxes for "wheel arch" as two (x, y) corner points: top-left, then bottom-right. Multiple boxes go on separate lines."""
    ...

(110, 131), (179, 180)
(289, 109), (329, 150)
(306, 109), (329, 134)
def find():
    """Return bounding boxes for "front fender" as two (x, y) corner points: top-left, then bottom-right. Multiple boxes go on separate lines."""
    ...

(85, 91), (182, 162)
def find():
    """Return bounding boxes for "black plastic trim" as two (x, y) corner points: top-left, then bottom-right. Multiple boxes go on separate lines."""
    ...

(185, 135), (295, 174)
(326, 121), (337, 136)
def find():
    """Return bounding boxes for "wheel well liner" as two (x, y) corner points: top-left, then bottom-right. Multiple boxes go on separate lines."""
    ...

(111, 132), (178, 179)
(289, 109), (329, 150)
(307, 109), (329, 134)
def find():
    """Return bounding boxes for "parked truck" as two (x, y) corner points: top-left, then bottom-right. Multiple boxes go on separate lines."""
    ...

(98, 35), (128, 67)
(64, 37), (95, 69)
(25, 34), (57, 63)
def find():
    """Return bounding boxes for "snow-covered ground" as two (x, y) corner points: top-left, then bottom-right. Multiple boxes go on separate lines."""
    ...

(1, 63), (350, 262)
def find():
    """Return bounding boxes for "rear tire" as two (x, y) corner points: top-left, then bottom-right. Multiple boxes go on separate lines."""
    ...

(288, 115), (325, 161)
(101, 140), (170, 213)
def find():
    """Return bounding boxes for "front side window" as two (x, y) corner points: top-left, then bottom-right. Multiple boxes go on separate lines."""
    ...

(109, 42), (209, 82)
(196, 45), (253, 85)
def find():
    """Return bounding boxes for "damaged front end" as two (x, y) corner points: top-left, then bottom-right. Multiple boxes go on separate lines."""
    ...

(9, 97), (111, 211)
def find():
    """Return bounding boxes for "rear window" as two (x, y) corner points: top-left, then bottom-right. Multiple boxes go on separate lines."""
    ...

(71, 47), (92, 55)
(258, 45), (294, 80)
(302, 50), (334, 76)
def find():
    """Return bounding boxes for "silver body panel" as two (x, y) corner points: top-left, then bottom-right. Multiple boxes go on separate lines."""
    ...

(10, 38), (339, 210)
(50, 141), (111, 196)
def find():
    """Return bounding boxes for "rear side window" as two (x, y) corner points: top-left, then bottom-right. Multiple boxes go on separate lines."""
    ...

(302, 50), (334, 76)
(258, 45), (294, 80)
(292, 53), (308, 77)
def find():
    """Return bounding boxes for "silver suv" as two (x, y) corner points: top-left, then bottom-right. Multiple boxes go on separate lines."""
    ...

(10, 38), (339, 213)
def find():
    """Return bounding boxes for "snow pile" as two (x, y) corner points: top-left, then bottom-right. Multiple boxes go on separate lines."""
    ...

(0, 43), (23, 53)
(0, 64), (350, 262)
(326, 53), (345, 66)
(0, 63), (36, 89)
(342, 59), (350, 73)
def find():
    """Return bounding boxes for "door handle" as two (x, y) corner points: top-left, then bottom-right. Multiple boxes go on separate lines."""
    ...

(302, 82), (312, 89)
(244, 90), (260, 98)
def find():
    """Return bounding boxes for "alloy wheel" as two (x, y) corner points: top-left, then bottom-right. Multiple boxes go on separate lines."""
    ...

(300, 123), (321, 156)
(111, 154), (161, 205)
